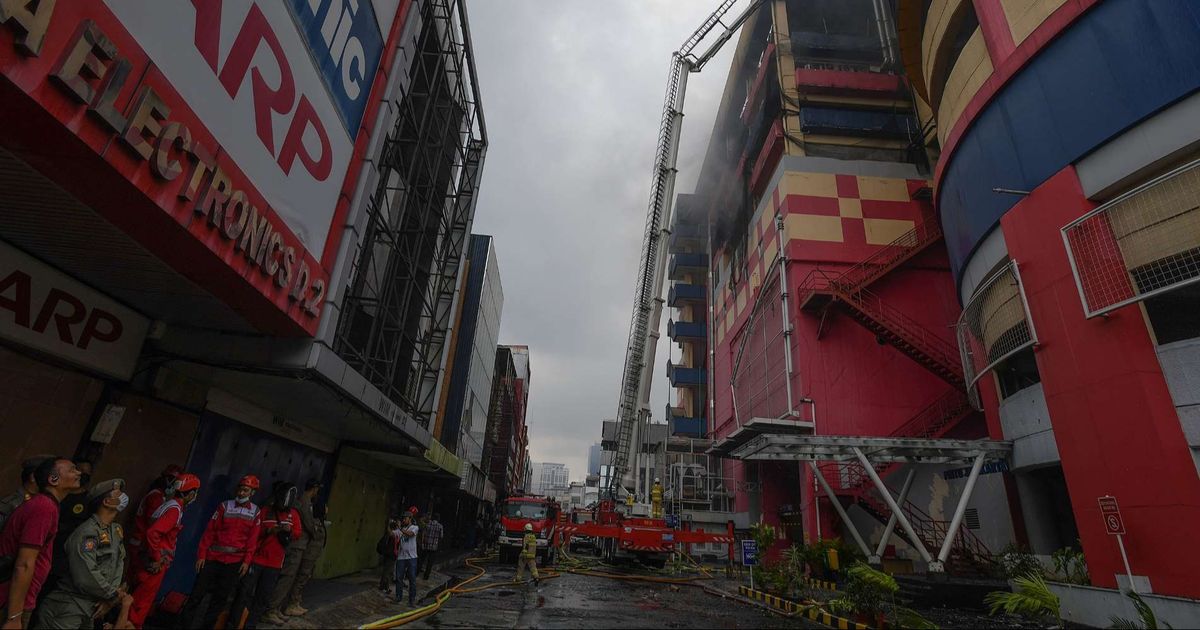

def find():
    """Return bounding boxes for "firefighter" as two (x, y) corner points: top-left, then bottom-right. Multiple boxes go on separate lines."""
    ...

(33, 479), (128, 630)
(127, 472), (200, 628)
(651, 478), (664, 519)
(250, 483), (300, 627)
(126, 464), (182, 570)
(180, 475), (263, 629)
(513, 523), (539, 586)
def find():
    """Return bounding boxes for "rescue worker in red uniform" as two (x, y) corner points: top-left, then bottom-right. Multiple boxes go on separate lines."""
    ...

(126, 464), (181, 574)
(232, 483), (298, 628)
(127, 473), (199, 628)
(180, 475), (262, 629)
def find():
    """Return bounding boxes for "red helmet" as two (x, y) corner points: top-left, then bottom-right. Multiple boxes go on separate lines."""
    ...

(238, 475), (260, 490)
(175, 473), (201, 494)
(408, 506), (419, 515)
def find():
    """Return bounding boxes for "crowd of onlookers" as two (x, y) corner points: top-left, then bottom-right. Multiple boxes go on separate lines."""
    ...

(374, 510), (503, 607)
(0, 456), (327, 629)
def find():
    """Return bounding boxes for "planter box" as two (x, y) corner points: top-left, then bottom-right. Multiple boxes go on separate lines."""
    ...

(1048, 582), (1200, 628)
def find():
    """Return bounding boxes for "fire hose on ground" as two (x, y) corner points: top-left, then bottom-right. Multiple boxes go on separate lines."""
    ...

(359, 545), (798, 628)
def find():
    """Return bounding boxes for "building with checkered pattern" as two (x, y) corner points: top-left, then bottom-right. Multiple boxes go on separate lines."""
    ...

(894, 0), (1200, 607)
(692, 0), (1018, 576)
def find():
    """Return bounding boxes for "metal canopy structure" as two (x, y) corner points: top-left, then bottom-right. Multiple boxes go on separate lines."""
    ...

(729, 433), (1012, 573)
(730, 434), (1011, 463)
(707, 416), (815, 457)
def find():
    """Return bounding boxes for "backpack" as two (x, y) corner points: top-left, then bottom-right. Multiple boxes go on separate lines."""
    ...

(376, 532), (395, 558)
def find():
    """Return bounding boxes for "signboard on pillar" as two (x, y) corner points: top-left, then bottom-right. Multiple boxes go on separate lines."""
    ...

(0, 241), (149, 379)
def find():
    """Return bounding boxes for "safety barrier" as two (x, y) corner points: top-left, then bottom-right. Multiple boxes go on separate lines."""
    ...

(737, 585), (877, 629)
(799, 575), (838, 592)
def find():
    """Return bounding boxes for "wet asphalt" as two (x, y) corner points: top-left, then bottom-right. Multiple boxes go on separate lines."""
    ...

(402, 562), (823, 629)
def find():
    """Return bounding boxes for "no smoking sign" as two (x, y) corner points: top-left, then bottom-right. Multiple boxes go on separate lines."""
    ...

(1098, 496), (1125, 535)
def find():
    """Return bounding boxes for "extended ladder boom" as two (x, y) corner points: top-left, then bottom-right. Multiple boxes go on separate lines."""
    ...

(608, 0), (765, 499)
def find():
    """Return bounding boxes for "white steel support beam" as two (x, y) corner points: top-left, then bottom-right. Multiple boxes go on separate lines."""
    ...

(852, 447), (934, 566)
(871, 467), (917, 565)
(935, 452), (987, 569)
(809, 462), (871, 559)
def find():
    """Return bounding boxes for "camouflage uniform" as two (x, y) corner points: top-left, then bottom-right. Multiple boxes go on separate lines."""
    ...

(34, 490), (126, 629)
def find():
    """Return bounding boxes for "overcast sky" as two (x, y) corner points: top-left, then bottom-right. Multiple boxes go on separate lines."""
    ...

(465, 1), (744, 482)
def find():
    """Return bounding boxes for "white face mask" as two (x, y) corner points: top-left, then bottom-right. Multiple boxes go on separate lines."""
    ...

(236, 496), (250, 505)
(115, 493), (130, 513)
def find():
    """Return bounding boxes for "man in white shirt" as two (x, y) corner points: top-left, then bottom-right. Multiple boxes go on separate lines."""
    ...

(392, 510), (420, 607)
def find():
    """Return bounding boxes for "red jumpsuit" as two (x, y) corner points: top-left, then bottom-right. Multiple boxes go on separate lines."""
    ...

(126, 487), (165, 574)
(129, 498), (183, 628)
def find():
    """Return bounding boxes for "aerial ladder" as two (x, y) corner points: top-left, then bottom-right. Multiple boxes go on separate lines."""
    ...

(608, 0), (766, 504)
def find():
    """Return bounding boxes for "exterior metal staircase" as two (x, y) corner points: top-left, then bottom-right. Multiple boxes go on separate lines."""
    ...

(824, 211), (943, 295)
(797, 213), (963, 389)
(851, 492), (994, 574)
(800, 214), (992, 570)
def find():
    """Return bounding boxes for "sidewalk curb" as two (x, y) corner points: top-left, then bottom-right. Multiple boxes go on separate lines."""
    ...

(737, 586), (877, 629)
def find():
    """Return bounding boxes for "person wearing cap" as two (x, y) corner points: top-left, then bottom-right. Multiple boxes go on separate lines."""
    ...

(282, 479), (324, 617)
(33, 479), (129, 629)
(514, 523), (539, 586)
(126, 464), (182, 578)
(0, 456), (53, 535)
(180, 475), (262, 629)
(266, 479), (317, 619)
(128, 472), (200, 628)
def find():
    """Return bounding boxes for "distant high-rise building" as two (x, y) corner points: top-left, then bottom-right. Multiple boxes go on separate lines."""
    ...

(587, 443), (602, 476)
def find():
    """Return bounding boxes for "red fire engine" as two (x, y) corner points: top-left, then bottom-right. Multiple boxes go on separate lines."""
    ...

(558, 500), (735, 568)
(497, 495), (560, 565)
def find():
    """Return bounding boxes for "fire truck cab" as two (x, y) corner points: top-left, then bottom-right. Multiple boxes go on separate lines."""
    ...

(498, 495), (560, 565)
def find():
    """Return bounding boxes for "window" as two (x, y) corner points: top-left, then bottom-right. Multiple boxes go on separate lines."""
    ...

(995, 347), (1042, 399)
(929, 2), (979, 107)
(1143, 280), (1200, 345)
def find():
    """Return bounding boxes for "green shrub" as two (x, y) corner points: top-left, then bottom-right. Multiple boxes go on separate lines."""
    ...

(998, 543), (1043, 580)
(1050, 545), (1090, 585)
(985, 572), (1061, 625)
(827, 563), (937, 629)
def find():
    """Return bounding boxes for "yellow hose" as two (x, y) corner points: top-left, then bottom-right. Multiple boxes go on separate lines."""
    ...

(359, 554), (562, 629)
(360, 546), (729, 628)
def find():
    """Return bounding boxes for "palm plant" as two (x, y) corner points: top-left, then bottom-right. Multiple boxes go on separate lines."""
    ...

(1110, 591), (1173, 629)
(828, 563), (937, 629)
(985, 572), (1061, 626)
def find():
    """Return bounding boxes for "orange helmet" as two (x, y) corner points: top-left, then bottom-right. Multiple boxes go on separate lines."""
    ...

(175, 473), (201, 494)
(238, 475), (260, 490)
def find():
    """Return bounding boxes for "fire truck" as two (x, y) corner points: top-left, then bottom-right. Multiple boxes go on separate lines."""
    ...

(560, 500), (735, 568)
(497, 495), (560, 565)
(574, 0), (764, 570)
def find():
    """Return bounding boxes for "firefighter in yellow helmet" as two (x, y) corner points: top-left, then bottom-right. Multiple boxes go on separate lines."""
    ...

(514, 523), (539, 586)
(651, 478), (664, 519)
